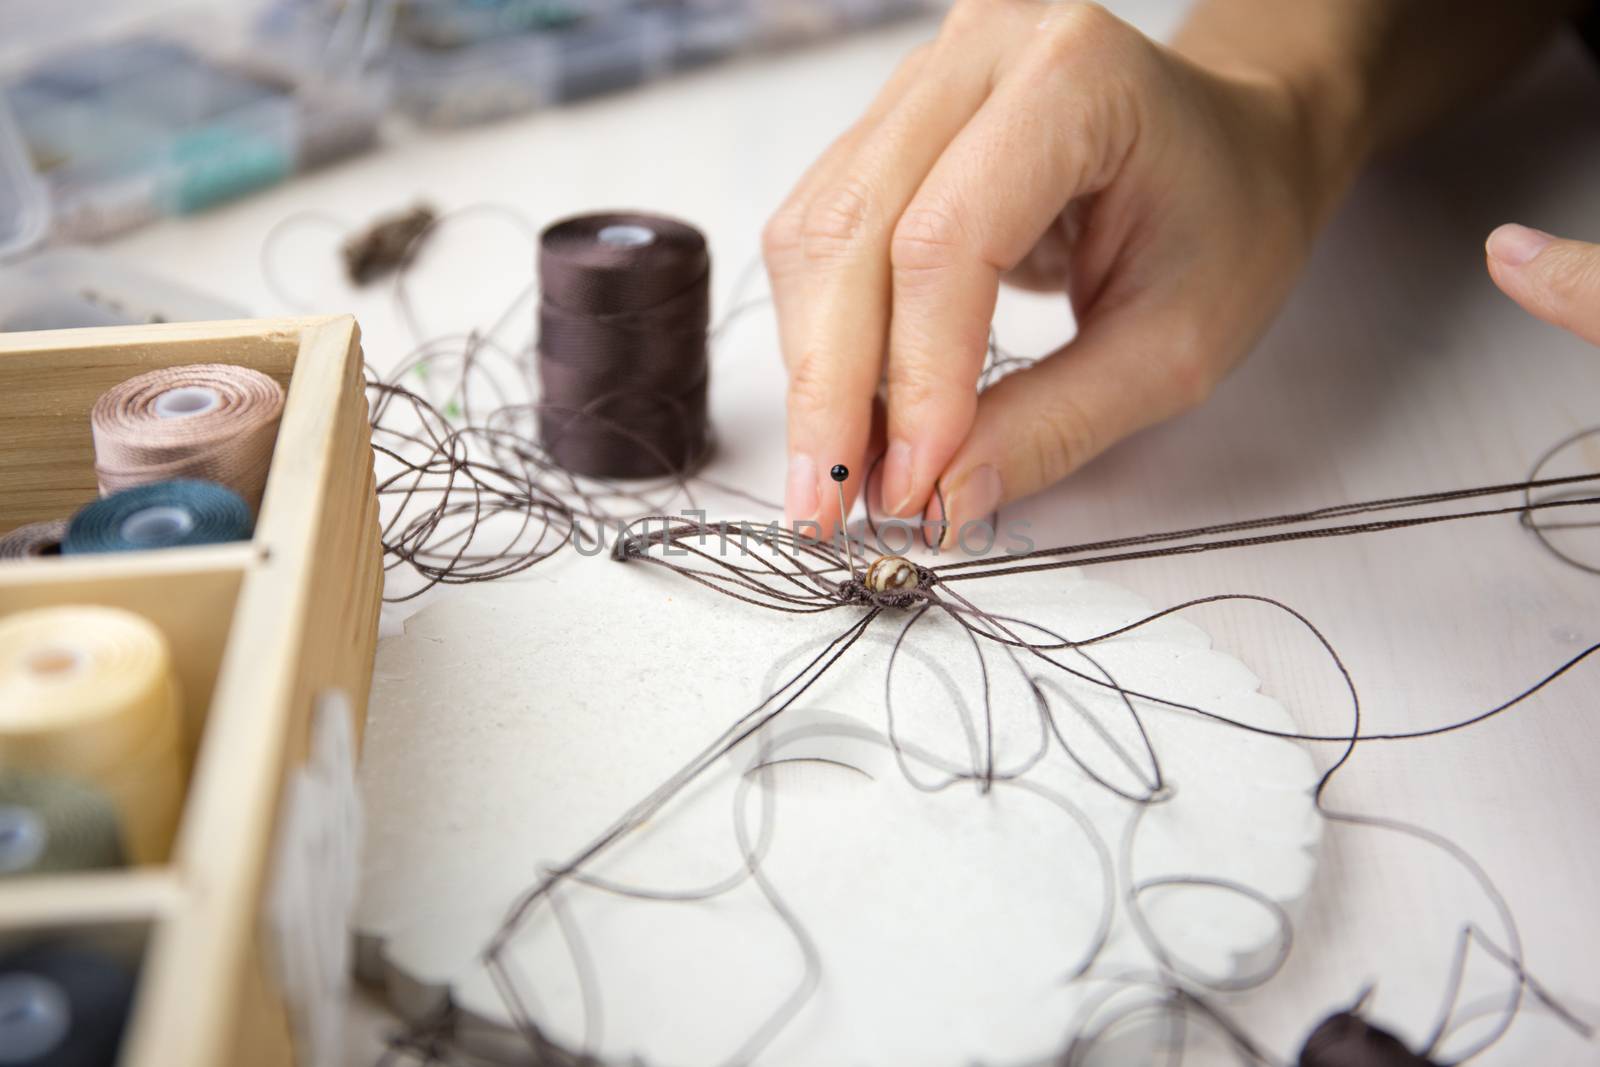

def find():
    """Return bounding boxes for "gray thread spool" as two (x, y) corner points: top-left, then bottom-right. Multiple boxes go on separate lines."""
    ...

(0, 772), (125, 877)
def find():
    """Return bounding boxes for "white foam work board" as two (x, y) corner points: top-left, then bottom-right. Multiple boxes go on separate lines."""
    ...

(355, 548), (1321, 1065)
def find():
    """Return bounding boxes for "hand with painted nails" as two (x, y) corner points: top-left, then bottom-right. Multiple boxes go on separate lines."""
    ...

(765, 0), (1580, 548)
(1487, 224), (1600, 346)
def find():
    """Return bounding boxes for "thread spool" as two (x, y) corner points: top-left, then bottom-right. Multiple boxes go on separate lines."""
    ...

(0, 771), (124, 877)
(62, 480), (253, 555)
(537, 211), (711, 479)
(90, 363), (284, 512)
(0, 606), (185, 864)
(1298, 1013), (1439, 1067)
(0, 941), (137, 1067)
(0, 521), (69, 562)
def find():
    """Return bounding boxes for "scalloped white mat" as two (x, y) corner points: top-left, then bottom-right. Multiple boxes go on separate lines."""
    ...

(354, 547), (1321, 1065)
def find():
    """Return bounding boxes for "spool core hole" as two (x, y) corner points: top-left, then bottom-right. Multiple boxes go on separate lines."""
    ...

(152, 385), (221, 418)
(24, 648), (81, 678)
(0, 974), (71, 1060)
(119, 505), (195, 546)
(597, 224), (655, 249)
(0, 807), (47, 874)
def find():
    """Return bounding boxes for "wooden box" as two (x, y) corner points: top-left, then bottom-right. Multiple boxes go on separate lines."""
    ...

(0, 316), (383, 1067)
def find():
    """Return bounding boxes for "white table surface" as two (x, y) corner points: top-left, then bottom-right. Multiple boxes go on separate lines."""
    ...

(103, 3), (1600, 1063)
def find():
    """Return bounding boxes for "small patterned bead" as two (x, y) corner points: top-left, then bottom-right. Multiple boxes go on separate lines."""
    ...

(865, 555), (919, 594)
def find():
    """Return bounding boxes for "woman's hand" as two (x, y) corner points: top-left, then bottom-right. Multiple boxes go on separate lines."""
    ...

(1487, 224), (1600, 346)
(764, 0), (1349, 545)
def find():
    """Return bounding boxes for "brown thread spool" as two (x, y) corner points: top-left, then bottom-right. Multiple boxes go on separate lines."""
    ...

(90, 364), (285, 513)
(0, 520), (68, 561)
(537, 211), (711, 479)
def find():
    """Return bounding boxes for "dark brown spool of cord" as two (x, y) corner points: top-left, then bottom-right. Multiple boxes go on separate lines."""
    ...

(537, 211), (711, 479)
(1299, 1013), (1440, 1067)
(0, 520), (68, 561)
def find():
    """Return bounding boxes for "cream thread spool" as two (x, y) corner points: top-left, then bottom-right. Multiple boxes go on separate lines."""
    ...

(0, 607), (186, 864)
(91, 364), (285, 514)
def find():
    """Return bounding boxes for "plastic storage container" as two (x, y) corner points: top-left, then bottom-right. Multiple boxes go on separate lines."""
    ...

(0, 94), (246, 333)
(392, 7), (678, 124)
(390, 0), (943, 127)
(396, 0), (593, 47)
(2, 20), (385, 242)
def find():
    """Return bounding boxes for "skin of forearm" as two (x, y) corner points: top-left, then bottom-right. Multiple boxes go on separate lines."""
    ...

(1173, 0), (1583, 214)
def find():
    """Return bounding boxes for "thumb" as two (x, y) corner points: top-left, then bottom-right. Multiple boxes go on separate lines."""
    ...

(1486, 224), (1600, 346)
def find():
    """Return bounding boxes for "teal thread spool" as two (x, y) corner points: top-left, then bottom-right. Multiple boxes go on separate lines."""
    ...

(62, 480), (252, 555)
(0, 771), (125, 877)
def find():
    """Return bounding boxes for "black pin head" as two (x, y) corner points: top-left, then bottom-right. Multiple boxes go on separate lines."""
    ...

(830, 464), (849, 483)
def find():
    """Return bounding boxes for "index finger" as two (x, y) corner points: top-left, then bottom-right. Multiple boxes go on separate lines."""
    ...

(772, 24), (998, 536)
(882, 3), (1148, 520)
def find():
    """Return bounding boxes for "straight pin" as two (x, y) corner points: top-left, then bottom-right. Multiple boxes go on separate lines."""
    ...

(830, 464), (858, 582)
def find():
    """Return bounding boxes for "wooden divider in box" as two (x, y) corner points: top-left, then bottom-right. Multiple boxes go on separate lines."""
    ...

(0, 317), (384, 1067)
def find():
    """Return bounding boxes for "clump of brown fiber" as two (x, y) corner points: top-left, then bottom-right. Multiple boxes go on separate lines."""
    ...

(343, 204), (438, 286)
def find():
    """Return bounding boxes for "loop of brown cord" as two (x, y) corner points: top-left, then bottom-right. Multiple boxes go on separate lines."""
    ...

(537, 211), (712, 480)
(90, 364), (285, 513)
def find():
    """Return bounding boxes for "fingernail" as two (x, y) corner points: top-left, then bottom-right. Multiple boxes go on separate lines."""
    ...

(921, 484), (945, 550)
(1487, 224), (1554, 267)
(882, 440), (915, 516)
(939, 464), (1002, 551)
(785, 452), (818, 525)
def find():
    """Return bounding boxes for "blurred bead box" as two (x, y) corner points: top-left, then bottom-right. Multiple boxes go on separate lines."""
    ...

(1, 15), (385, 243)
(0, 70), (248, 334)
(0, 316), (383, 1067)
(388, 0), (945, 126)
